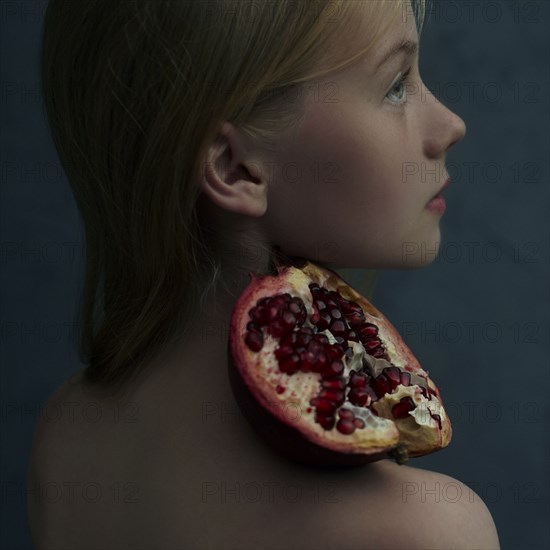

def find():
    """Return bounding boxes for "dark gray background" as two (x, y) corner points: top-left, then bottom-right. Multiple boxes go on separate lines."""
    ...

(1, 1), (548, 548)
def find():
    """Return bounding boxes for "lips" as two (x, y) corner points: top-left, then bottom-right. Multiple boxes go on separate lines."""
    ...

(430, 177), (451, 200)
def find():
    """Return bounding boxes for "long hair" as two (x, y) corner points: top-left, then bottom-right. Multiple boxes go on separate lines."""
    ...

(40, 0), (427, 391)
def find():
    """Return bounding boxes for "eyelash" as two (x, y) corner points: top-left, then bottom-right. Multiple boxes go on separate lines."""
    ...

(385, 67), (412, 106)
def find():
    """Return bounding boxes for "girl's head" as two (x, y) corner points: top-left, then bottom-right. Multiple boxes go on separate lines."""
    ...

(41, 0), (464, 390)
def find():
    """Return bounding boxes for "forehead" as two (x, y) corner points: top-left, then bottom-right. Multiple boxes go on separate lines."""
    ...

(319, 0), (419, 73)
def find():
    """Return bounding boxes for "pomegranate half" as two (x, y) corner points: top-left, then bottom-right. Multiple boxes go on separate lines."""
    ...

(228, 258), (452, 467)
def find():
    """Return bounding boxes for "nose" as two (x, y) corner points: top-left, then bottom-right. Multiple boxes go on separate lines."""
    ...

(422, 86), (467, 159)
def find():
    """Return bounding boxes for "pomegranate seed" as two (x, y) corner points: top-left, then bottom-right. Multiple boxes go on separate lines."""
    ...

(392, 397), (415, 419)
(315, 300), (327, 311)
(334, 336), (346, 346)
(310, 397), (336, 415)
(400, 371), (411, 386)
(343, 311), (366, 327)
(316, 414), (336, 430)
(302, 352), (317, 372)
(370, 347), (386, 358)
(319, 389), (345, 404)
(249, 306), (264, 323)
(314, 333), (329, 345)
(275, 385), (286, 394)
(330, 319), (347, 336)
(371, 374), (391, 398)
(360, 323), (378, 338)
(296, 333), (312, 347)
(288, 300), (302, 315)
(348, 371), (368, 388)
(348, 389), (371, 407)
(338, 408), (354, 420)
(364, 385), (379, 402)
(325, 346), (344, 360)
(330, 308), (342, 319)
(307, 340), (324, 354)
(245, 330), (263, 352)
(280, 331), (297, 346)
(354, 418), (365, 429)
(363, 339), (381, 350)
(383, 366), (402, 391)
(271, 295), (287, 307)
(257, 297), (271, 307)
(282, 311), (298, 327)
(270, 320), (293, 338)
(312, 352), (328, 373)
(322, 360), (344, 379)
(347, 330), (359, 342)
(275, 345), (293, 360)
(279, 353), (301, 374)
(339, 300), (363, 314)
(336, 419), (356, 435)
(322, 378), (346, 390)
(313, 316), (329, 331)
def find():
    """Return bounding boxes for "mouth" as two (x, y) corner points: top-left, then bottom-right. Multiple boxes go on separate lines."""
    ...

(425, 177), (450, 216)
(429, 177), (451, 201)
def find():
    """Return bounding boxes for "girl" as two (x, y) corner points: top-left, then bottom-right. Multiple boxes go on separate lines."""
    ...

(29, 1), (499, 548)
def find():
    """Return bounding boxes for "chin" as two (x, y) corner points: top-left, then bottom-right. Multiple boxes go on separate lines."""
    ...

(398, 238), (442, 268)
(281, 234), (442, 271)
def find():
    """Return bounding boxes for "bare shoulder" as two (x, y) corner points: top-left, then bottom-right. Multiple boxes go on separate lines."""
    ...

(27, 371), (145, 549)
(27, 373), (82, 548)
(26, 372), (500, 550)
(28, 372), (83, 475)
(353, 461), (501, 550)
(157, 458), (501, 550)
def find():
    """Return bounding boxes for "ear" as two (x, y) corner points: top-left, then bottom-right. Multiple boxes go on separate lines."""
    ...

(200, 122), (268, 217)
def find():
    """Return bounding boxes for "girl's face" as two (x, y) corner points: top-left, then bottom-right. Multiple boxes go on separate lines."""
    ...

(261, 6), (467, 269)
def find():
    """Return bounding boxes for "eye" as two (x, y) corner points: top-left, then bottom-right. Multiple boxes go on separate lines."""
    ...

(385, 68), (412, 105)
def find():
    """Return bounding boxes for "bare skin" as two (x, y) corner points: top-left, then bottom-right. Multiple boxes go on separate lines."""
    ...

(28, 293), (500, 549)
(28, 3), (500, 548)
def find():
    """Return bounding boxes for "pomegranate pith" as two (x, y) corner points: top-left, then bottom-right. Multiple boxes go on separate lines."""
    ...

(228, 258), (452, 467)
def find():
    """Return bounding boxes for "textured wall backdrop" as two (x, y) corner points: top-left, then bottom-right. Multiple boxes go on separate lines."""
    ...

(1, 1), (548, 548)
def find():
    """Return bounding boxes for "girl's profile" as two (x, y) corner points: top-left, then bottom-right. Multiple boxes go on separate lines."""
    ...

(28, 0), (500, 548)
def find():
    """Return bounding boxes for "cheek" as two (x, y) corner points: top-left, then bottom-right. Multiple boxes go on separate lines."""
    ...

(265, 111), (419, 264)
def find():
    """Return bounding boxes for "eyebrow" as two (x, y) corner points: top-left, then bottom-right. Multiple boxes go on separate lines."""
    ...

(375, 39), (419, 72)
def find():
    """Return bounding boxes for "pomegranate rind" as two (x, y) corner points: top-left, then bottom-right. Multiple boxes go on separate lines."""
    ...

(228, 260), (452, 466)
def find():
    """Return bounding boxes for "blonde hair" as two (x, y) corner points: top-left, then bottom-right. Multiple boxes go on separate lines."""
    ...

(41, 0), (427, 391)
